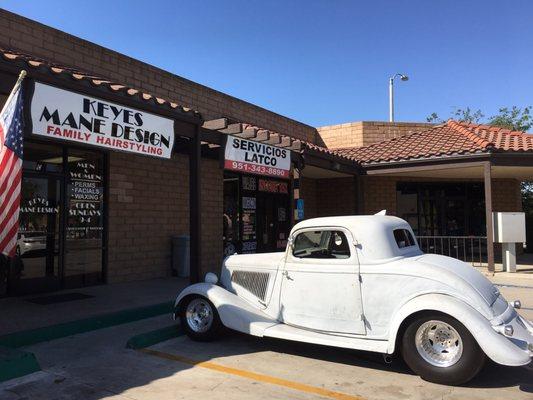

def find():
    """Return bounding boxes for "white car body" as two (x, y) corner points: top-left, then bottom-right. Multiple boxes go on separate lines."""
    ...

(175, 215), (533, 367)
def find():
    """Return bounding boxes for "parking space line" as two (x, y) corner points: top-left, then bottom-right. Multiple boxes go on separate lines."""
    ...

(138, 348), (366, 400)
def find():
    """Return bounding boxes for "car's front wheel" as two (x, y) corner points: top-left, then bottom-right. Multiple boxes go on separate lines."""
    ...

(180, 296), (221, 342)
(401, 313), (485, 385)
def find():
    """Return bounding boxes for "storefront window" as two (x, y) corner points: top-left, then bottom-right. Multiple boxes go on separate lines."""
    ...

(223, 172), (290, 255)
(65, 149), (104, 287)
(396, 182), (485, 236)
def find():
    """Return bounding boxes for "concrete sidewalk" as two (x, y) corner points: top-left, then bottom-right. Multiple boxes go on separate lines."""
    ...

(0, 278), (188, 336)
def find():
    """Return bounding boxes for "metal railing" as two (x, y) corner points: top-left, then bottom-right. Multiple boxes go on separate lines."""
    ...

(416, 236), (487, 267)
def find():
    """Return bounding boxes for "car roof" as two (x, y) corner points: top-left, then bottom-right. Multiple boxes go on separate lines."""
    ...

(291, 215), (407, 233)
(290, 215), (421, 262)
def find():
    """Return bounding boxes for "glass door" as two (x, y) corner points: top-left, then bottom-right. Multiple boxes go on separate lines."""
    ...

(9, 175), (62, 295)
(5, 141), (106, 296)
(64, 149), (105, 288)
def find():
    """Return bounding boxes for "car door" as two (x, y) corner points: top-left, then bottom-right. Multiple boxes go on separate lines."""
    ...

(279, 227), (366, 335)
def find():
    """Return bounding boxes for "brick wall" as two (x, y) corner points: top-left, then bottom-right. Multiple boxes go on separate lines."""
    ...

(316, 121), (434, 149)
(0, 9), (317, 143)
(492, 179), (522, 212)
(316, 178), (356, 217)
(108, 153), (222, 283)
(299, 177), (358, 219)
(299, 178), (318, 219)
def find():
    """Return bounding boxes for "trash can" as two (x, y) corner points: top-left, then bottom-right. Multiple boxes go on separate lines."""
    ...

(171, 235), (190, 278)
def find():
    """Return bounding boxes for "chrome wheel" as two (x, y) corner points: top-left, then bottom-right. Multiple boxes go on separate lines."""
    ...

(415, 320), (463, 367)
(185, 298), (214, 333)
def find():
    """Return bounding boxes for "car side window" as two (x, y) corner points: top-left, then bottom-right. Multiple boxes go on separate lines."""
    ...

(292, 230), (350, 259)
(393, 228), (416, 249)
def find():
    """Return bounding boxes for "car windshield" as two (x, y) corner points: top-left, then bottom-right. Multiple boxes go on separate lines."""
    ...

(293, 230), (350, 259)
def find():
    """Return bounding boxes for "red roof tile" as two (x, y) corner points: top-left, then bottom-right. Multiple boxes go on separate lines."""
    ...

(0, 47), (200, 118)
(334, 120), (533, 165)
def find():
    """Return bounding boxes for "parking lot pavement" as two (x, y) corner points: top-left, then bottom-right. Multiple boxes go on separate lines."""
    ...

(1, 315), (532, 400)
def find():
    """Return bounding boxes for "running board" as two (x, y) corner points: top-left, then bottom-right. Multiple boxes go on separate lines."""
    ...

(262, 324), (389, 353)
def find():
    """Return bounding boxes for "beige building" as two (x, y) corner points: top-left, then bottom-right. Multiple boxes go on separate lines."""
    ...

(0, 9), (530, 297)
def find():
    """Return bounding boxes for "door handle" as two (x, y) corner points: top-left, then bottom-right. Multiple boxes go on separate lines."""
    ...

(282, 270), (293, 280)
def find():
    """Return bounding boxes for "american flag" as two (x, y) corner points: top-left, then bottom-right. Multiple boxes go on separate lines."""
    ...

(0, 80), (24, 257)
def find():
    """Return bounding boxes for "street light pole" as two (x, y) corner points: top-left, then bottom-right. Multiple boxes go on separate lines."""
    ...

(389, 73), (409, 122)
(389, 77), (394, 122)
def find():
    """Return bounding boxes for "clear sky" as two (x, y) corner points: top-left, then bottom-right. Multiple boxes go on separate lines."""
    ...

(2, 0), (532, 127)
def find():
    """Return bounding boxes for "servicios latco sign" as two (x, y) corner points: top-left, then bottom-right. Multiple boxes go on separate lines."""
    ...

(224, 136), (290, 179)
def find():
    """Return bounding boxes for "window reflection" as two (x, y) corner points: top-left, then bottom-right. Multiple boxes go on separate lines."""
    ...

(22, 142), (63, 173)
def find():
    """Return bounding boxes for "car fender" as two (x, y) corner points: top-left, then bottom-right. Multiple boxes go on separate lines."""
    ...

(174, 283), (278, 336)
(387, 293), (531, 366)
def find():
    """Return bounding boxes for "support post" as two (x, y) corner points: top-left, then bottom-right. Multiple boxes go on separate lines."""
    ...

(484, 162), (495, 273)
(354, 175), (364, 215)
(189, 124), (202, 283)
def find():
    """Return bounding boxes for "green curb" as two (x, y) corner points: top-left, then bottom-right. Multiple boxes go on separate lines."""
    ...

(0, 300), (176, 383)
(0, 346), (40, 382)
(0, 301), (174, 349)
(126, 325), (183, 349)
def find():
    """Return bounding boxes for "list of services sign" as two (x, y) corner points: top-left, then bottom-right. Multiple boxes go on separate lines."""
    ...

(224, 136), (290, 178)
(30, 82), (175, 159)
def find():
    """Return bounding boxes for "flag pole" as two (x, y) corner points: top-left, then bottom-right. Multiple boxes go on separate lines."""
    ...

(0, 70), (27, 116)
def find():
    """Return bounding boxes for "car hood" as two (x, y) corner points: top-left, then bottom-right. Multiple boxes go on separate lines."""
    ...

(414, 253), (499, 306)
(224, 251), (286, 270)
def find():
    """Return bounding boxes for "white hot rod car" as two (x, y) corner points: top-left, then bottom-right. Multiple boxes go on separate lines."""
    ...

(174, 215), (533, 385)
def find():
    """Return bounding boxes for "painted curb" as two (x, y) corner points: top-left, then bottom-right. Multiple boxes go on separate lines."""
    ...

(0, 346), (40, 383)
(126, 324), (183, 349)
(0, 301), (174, 348)
(0, 300), (175, 382)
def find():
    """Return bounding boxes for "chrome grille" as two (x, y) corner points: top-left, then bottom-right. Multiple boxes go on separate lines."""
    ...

(230, 270), (270, 301)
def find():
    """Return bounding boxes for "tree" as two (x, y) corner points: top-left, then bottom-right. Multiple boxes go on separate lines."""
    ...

(488, 106), (532, 131)
(426, 106), (532, 131)
(426, 107), (484, 124)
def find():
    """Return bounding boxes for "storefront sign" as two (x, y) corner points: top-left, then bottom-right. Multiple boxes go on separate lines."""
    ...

(30, 82), (175, 159)
(259, 179), (288, 194)
(224, 136), (290, 179)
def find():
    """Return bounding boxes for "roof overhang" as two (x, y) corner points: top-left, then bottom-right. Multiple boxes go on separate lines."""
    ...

(201, 117), (363, 176)
(0, 49), (203, 128)
(364, 152), (533, 180)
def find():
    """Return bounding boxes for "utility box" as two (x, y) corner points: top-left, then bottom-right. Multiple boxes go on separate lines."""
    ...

(493, 212), (526, 273)
(493, 212), (526, 243)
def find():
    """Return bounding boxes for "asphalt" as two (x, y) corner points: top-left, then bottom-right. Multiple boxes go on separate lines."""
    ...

(0, 313), (531, 400)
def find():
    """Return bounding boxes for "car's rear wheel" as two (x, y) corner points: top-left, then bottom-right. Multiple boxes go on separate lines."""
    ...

(180, 296), (221, 342)
(401, 313), (485, 385)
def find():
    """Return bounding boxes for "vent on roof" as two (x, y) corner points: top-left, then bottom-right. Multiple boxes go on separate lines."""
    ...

(231, 270), (270, 301)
